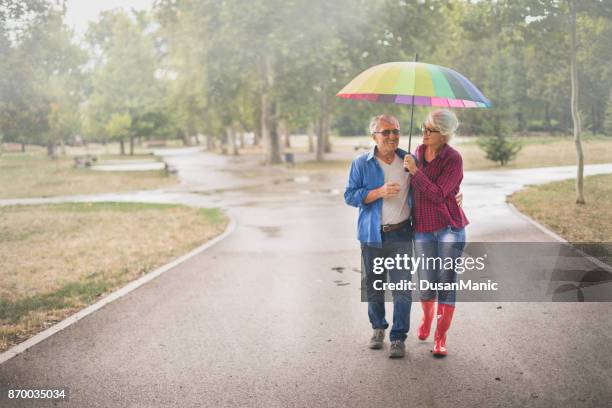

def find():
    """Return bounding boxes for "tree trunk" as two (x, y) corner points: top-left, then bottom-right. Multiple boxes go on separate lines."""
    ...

(268, 101), (281, 163)
(591, 103), (596, 135)
(21, 143), (25, 152)
(254, 125), (261, 147)
(181, 130), (191, 146)
(46, 141), (55, 157)
(516, 111), (525, 135)
(206, 134), (215, 151)
(129, 136), (134, 156)
(316, 117), (325, 162)
(316, 85), (329, 161)
(319, 85), (332, 154)
(260, 55), (282, 164)
(307, 122), (315, 153)
(323, 113), (331, 153)
(220, 130), (228, 155)
(226, 125), (239, 156)
(187, 124), (197, 146)
(280, 118), (291, 148)
(570, 0), (585, 204)
(60, 140), (66, 155)
(119, 139), (125, 155)
(544, 102), (552, 134)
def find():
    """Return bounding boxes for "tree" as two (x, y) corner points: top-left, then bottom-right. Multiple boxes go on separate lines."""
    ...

(568, 0), (585, 204)
(155, 0), (209, 147)
(0, 1), (85, 155)
(478, 135), (522, 166)
(520, 0), (612, 202)
(105, 112), (131, 154)
(478, 92), (522, 167)
(85, 9), (166, 155)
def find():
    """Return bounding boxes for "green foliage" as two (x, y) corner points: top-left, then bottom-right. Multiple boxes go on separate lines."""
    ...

(104, 112), (131, 142)
(0, 2), (85, 153)
(477, 134), (523, 166)
(2, 0), (612, 160)
(84, 9), (167, 148)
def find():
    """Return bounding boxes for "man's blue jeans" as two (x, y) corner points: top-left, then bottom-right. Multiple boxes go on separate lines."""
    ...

(414, 226), (466, 306)
(361, 224), (413, 342)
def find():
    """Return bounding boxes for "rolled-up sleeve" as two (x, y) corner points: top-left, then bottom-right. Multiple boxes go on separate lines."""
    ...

(344, 159), (371, 208)
(411, 154), (462, 203)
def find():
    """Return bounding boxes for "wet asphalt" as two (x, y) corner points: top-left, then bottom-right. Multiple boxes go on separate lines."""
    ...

(1, 148), (611, 407)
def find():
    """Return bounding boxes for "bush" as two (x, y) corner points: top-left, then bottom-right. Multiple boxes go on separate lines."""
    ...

(477, 135), (522, 166)
(526, 120), (563, 133)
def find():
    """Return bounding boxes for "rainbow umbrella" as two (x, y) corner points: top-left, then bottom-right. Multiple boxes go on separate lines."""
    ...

(336, 60), (491, 150)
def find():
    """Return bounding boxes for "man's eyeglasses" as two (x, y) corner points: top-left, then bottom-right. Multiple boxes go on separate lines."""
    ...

(373, 129), (400, 137)
(422, 123), (440, 135)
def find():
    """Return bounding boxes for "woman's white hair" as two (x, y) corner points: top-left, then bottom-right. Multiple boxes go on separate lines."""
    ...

(426, 109), (459, 142)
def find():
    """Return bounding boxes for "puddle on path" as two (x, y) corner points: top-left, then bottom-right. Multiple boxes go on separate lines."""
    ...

(248, 225), (281, 238)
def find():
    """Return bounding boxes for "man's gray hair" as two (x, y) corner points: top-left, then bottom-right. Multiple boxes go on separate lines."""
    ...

(369, 114), (400, 135)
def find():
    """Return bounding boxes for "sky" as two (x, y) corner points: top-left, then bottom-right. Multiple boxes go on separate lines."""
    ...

(64, 0), (154, 36)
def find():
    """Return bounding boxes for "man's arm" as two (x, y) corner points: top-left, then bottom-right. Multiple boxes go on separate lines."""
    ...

(364, 182), (400, 204)
(344, 160), (370, 208)
(344, 160), (399, 207)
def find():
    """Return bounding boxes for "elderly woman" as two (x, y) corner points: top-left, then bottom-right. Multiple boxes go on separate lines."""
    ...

(403, 109), (468, 357)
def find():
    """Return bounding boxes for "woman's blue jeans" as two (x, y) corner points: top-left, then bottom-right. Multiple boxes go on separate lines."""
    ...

(414, 226), (466, 306)
(360, 224), (413, 342)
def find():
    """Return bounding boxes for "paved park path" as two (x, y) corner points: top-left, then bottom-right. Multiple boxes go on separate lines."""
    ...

(1, 148), (611, 407)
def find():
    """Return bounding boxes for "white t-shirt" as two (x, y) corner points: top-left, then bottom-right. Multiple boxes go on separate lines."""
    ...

(376, 154), (411, 225)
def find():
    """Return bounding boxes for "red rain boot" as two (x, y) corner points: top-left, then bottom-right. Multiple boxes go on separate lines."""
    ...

(433, 303), (455, 356)
(417, 300), (436, 340)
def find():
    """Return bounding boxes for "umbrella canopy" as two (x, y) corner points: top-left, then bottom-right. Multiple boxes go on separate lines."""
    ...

(337, 61), (491, 108)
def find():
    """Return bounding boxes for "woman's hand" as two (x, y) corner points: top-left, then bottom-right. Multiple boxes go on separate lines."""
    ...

(403, 155), (418, 175)
(455, 191), (463, 207)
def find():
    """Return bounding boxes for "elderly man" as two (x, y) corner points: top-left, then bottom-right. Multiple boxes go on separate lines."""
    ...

(344, 114), (461, 358)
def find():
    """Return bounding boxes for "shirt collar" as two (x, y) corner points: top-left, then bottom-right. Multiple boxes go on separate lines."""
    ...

(367, 145), (407, 161)
(417, 143), (449, 159)
(438, 143), (450, 158)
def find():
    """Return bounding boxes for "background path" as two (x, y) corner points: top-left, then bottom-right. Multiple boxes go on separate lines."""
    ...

(1, 149), (611, 407)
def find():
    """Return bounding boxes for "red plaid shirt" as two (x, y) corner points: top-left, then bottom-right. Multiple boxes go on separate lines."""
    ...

(411, 143), (469, 233)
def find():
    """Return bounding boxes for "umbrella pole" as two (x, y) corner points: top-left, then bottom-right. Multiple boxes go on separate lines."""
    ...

(408, 95), (415, 152)
(408, 53), (418, 153)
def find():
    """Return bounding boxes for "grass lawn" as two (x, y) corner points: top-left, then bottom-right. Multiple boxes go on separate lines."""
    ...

(0, 202), (228, 352)
(460, 136), (612, 171)
(293, 136), (612, 173)
(508, 173), (612, 242)
(0, 147), (178, 199)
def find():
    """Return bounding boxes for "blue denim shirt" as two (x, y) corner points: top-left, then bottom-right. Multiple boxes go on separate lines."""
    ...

(344, 146), (414, 246)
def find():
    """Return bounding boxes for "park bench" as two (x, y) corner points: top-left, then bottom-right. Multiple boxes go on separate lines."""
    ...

(164, 162), (178, 174)
(146, 140), (167, 148)
(73, 154), (98, 168)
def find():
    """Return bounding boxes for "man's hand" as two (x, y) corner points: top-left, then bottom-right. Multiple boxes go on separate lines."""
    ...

(378, 182), (400, 199)
(364, 182), (400, 204)
(455, 191), (463, 208)
(403, 155), (418, 175)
